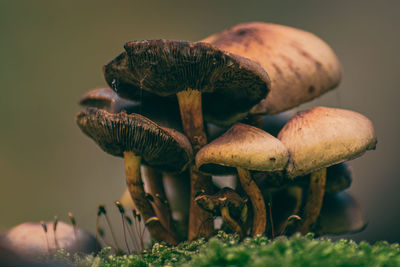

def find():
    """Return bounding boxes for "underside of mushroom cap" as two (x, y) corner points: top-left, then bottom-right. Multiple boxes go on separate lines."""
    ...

(278, 107), (377, 178)
(76, 108), (192, 173)
(202, 22), (342, 115)
(104, 40), (271, 125)
(196, 123), (288, 174)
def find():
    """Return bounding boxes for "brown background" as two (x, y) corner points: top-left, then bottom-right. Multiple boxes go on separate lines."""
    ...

(0, 0), (399, 243)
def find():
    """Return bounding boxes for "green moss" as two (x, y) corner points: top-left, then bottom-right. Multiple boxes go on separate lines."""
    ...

(48, 232), (400, 266)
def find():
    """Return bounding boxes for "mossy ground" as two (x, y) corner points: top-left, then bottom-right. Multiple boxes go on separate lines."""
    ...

(49, 232), (400, 267)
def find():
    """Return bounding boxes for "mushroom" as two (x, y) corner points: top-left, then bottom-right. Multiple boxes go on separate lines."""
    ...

(277, 106), (376, 234)
(1, 221), (99, 258)
(195, 187), (248, 238)
(79, 87), (135, 113)
(79, 88), (184, 236)
(202, 22), (342, 116)
(315, 192), (367, 236)
(196, 123), (289, 236)
(76, 108), (193, 244)
(104, 40), (271, 239)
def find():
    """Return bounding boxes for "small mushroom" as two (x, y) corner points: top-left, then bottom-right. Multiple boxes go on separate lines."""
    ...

(76, 108), (193, 244)
(277, 106), (376, 234)
(196, 123), (289, 236)
(202, 22), (342, 115)
(195, 188), (248, 238)
(1, 221), (99, 258)
(315, 192), (367, 236)
(79, 89), (183, 236)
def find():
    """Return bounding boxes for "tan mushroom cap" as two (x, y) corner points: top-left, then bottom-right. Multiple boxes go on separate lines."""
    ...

(278, 107), (377, 178)
(202, 22), (342, 115)
(196, 123), (289, 173)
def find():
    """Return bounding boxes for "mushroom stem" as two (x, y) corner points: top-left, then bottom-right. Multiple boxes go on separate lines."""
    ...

(123, 151), (180, 244)
(176, 89), (207, 151)
(299, 168), (327, 234)
(188, 166), (214, 240)
(236, 167), (267, 236)
(177, 89), (214, 240)
(143, 166), (179, 238)
(221, 206), (244, 238)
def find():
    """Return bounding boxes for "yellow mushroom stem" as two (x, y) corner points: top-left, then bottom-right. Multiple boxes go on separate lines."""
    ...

(142, 166), (178, 237)
(299, 168), (327, 234)
(123, 151), (180, 244)
(236, 167), (267, 236)
(221, 206), (244, 238)
(177, 89), (214, 240)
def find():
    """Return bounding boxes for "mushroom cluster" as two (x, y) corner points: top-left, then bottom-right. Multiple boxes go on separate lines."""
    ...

(76, 22), (376, 243)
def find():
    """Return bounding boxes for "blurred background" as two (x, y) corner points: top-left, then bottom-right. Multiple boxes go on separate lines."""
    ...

(0, 0), (399, 243)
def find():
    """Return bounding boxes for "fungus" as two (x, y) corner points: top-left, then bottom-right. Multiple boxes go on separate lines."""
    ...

(1, 221), (99, 258)
(202, 22), (342, 115)
(196, 123), (289, 236)
(277, 106), (376, 234)
(195, 187), (248, 238)
(104, 38), (271, 239)
(76, 108), (193, 244)
(315, 192), (367, 236)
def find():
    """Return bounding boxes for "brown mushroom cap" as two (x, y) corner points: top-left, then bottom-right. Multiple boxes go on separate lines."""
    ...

(196, 123), (288, 174)
(202, 22), (342, 115)
(79, 88), (182, 130)
(2, 221), (99, 258)
(76, 108), (192, 173)
(315, 192), (367, 235)
(278, 107), (377, 178)
(104, 40), (271, 125)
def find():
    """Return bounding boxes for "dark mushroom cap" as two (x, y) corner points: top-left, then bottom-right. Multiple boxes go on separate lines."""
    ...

(76, 108), (192, 173)
(2, 221), (99, 258)
(202, 22), (342, 115)
(196, 123), (288, 174)
(104, 40), (271, 125)
(315, 192), (367, 236)
(278, 107), (377, 178)
(79, 87), (136, 113)
(79, 88), (183, 130)
(195, 187), (246, 216)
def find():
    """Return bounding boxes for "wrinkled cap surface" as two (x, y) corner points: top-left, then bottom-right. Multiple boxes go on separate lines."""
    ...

(104, 40), (271, 125)
(203, 22), (342, 115)
(76, 108), (192, 173)
(278, 107), (377, 178)
(2, 221), (99, 258)
(315, 192), (367, 236)
(196, 123), (288, 174)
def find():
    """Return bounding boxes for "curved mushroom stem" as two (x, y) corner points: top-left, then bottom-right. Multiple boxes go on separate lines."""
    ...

(236, 167), (266, 236)
(177, 89), (214, 240)
(221, 206), (244, 238)
(123, 151), (180, 244)
(298, 168), (327, 234)
(142, 166), (179, 238)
